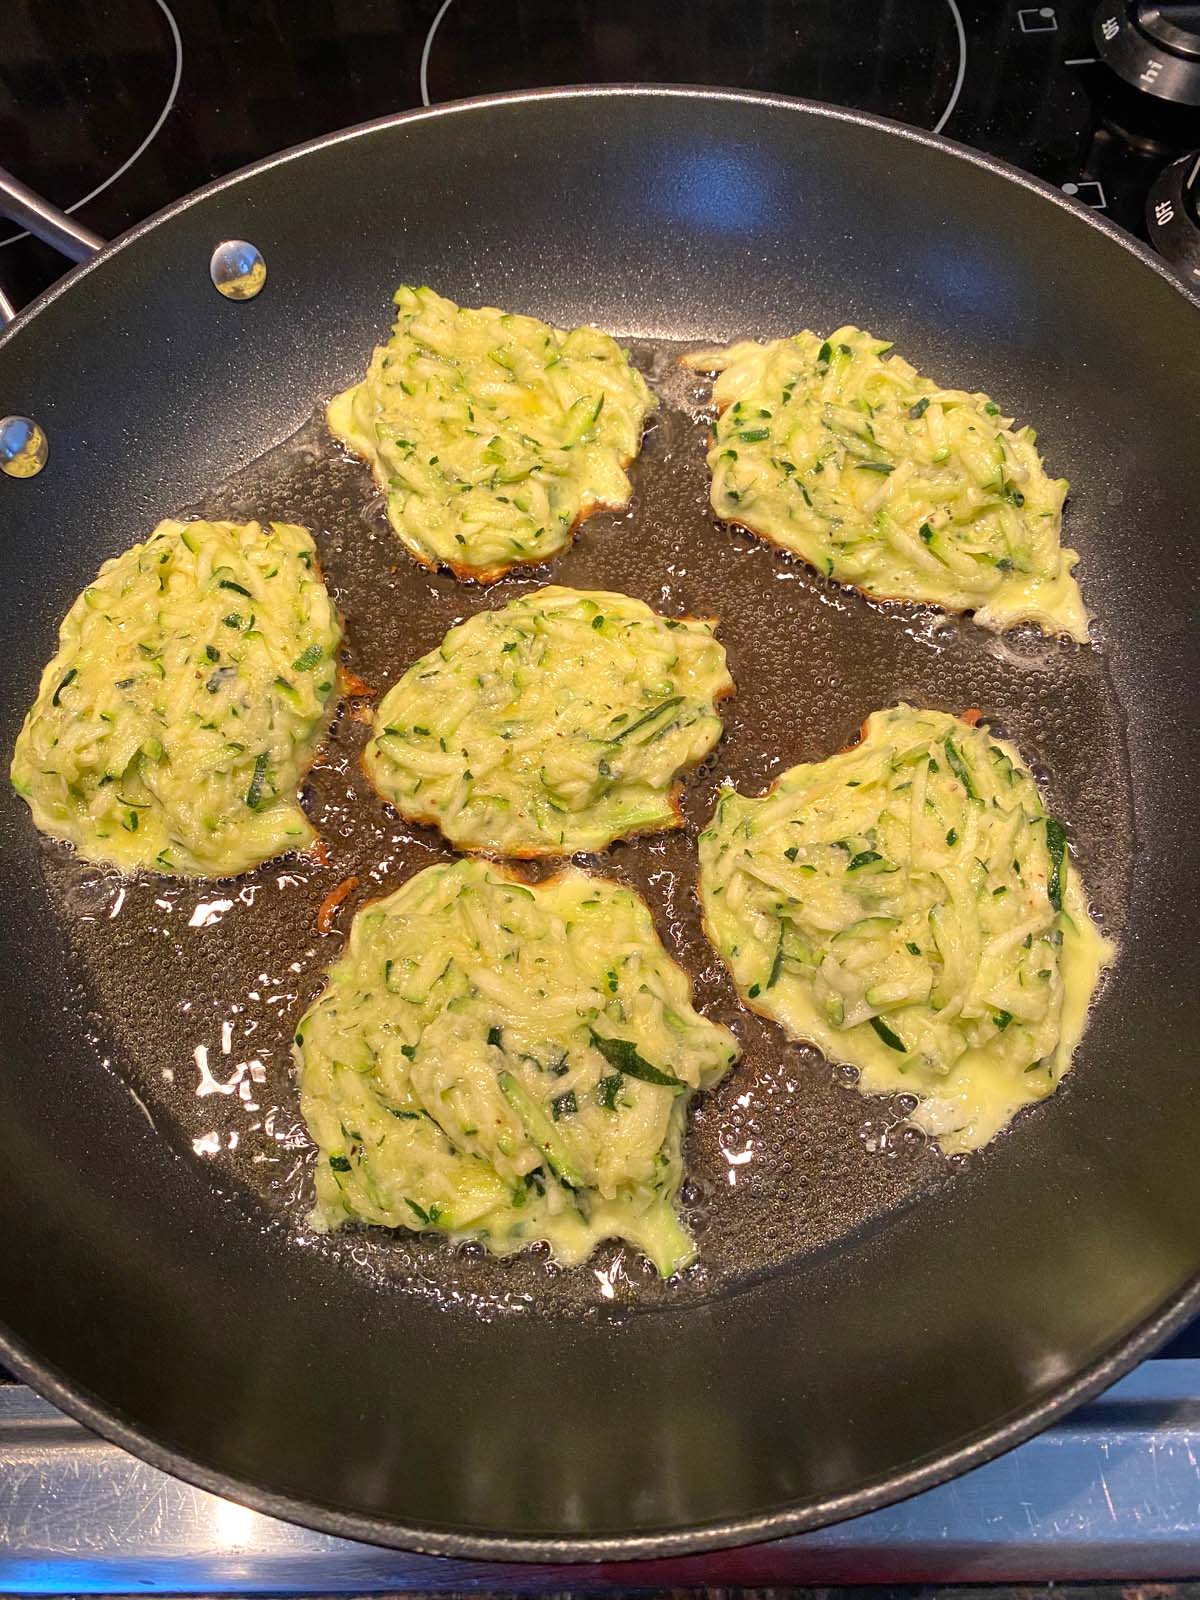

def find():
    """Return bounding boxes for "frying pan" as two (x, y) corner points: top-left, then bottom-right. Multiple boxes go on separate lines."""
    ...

(0, 86), (1198, 1562)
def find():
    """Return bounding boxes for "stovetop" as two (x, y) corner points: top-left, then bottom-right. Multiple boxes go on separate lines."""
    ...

(1, 0), (1198, 314)
(1, 0), (1198, 1584)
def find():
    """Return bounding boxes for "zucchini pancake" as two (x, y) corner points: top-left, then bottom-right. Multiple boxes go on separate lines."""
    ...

(11, 518), (342, 877)
(698, 706), (1112, 1152)
(294, 858), (738, 1275)
(364, 586), (733, 857)
(684, 327), (1089, 639)
(328, 284), (659, 581)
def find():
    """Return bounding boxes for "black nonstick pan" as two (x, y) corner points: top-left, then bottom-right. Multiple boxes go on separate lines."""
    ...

(0, 86), (1198, 1561)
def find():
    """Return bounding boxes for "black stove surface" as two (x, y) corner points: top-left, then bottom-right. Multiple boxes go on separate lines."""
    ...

(424, 1), (964, 126)
(1, 0), (1198, 312)
(0, 1), (1197, 1372)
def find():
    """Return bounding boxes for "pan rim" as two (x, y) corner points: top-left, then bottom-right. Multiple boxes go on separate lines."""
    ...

(1, 82), (1199, 1562)
(1, 81), (1198, 350)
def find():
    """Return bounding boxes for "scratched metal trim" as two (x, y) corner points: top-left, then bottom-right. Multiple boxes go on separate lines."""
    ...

(2, 1362), (1199, 1589)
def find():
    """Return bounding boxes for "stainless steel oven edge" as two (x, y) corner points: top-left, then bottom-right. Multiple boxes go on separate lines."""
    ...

(2, 1361), (1199, 1589)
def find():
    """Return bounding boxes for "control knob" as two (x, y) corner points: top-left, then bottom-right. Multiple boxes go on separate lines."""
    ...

(1147, 151), (1200, 280)
(1094, 3), (1200, 104)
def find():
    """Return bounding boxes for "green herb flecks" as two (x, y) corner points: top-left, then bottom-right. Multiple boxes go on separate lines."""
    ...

(245, 751), (269, 810)
(1045, 817), (1068, 913)
(847, 849), (883, 872)
(869, 1015), (907, 1052)
(589, 1030), (685, 1091)
(51, 668), (77, 706)
(597, 1073), (623, 1111)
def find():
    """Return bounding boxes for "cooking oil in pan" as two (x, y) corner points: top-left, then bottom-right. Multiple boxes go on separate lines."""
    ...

(39, 339), (1132, 1318)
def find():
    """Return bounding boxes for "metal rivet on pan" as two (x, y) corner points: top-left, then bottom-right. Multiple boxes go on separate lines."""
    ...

(0, 415), (48, 478)
(210, 239), (267, 301)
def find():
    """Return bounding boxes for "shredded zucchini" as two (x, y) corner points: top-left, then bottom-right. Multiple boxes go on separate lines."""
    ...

(10, 519), (341, 877)
(294, 858), (737, 1274)
(364, 586), (732, 856)
(328, 284), (658, 581)
(697, 706), (1113, 1152)
(684, 327), (1089, 639)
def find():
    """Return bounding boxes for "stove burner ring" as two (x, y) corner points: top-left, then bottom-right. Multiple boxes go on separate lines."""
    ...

(0, 0), (183, 254)
(933, 0), (967, 134)
(420, 0), (456, 110)
(420, 0), (968, 136)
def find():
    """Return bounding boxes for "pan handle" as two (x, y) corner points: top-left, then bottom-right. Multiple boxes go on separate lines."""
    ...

(0, 164), (105, 328)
